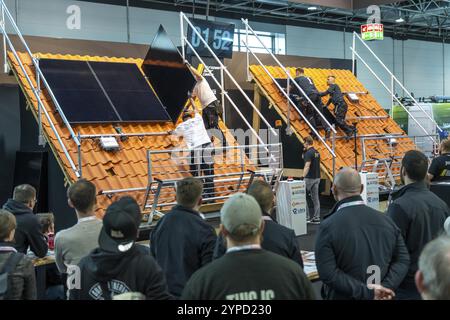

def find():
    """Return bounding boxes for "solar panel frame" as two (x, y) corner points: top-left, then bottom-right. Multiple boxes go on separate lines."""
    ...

(39, 58), (172, 124)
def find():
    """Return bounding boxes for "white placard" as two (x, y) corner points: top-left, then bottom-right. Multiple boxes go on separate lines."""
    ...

(276, 180), (307, 236)
(360, 172), (379, 210)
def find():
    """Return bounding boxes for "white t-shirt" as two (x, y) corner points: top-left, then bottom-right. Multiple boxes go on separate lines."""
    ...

(193, 78), (217, 109)
(173, 113), (211, 149)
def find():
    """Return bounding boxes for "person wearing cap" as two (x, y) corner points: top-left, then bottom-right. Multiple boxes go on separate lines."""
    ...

(181, 193), (315, 300)
(315, 168), (410, 300)
(213, 180), (303, 268)
(150, 178), (217, 298)
(69, 197), (171, 300)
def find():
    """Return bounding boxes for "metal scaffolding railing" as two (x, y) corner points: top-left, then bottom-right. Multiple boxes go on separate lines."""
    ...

(350, 31), (442, 145)
(143, 143), (283, 222)
(180, 12), (277, 149)
(0, 0), (81, 178)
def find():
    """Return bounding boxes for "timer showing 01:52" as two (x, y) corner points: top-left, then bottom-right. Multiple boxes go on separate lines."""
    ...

(191, 26), (233, 51)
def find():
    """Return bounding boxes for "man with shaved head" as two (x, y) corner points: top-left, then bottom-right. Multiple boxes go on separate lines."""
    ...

(315, 168), (410, 300)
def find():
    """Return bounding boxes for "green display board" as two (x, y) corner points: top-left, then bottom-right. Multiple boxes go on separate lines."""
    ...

(390, 104), (450, 135)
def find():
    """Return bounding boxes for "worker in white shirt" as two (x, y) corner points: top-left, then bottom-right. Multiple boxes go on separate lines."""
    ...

(186, 62), (226, 148)
(171, 108), (215, 200)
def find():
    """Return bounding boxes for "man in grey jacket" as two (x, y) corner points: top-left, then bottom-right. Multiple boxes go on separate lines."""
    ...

(54, 179), (102, 274)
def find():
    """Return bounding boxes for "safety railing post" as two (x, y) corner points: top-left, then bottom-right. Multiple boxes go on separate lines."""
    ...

(180, 12), (185, 60)
(220, 65), (225, 124)
(352, 32), (356, 75)
(245, 18), (250, 82)
(332, 128), (336, 178)
(35, 57), (45, 147)
(1, 3), (7, 74)
(77, 132), (82, 179)
(286, 71), (291, 135)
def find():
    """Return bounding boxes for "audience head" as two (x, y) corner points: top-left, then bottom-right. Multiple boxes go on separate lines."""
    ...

(0, 210), (16, 242)
(296, 67), (305, 76)
(401, 150), (428, 184)
(13, 184), (37, 210)
(304, 136), (314, 148)
(332, 167), (363, 202)
(67, 179), (97, 216)
(247, 180), (274, 214)
(415, 235), (450, 300)
(99, 197), (140, 254)
(440, 139), (450, 154)
(220, 193), (264, 247)
(176, 177), (203, 210)
(327, 75), (336, 85)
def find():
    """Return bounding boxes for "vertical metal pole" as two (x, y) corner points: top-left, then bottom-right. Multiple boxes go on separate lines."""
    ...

(354, 128), (358, 170)
(245, 19), (250, 82)
(77, 132), (82, 179)
(332, 128), (336, 178)
(220, 66), (225, 124)
(36, 58), (44, 146)
(1, 4), (7, 74)
(390, 75), (394, 117)
(352, 32), (356, 75)
(126, 0), (130, 43)
(286, 72), (291, 135)
(180, 12), (185, 60)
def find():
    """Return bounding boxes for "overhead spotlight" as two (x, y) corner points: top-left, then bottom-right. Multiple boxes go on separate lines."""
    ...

(307, 6), (318, 11)
(395, 17), (405, 23)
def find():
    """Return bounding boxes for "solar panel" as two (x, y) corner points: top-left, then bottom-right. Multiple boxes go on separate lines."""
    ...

(88, 61), (171, 122)
(142, 25), (196, 123)
(39, 59), (171, 123)
(39, 59), (120, 123)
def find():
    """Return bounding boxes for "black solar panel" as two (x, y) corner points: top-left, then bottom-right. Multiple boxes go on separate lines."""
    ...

(142, 25), (196, 123)
(40, 59), (119, 123)
(39, 59), (171, 124)
(88, 61), (171, 122)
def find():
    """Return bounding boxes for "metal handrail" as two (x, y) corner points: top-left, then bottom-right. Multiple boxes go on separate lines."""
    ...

(0, 0), (81, 177)
(352, 31), (442, 133)
(241, 19), (336, 135)
(350, 47), (436, 144)
(180, 12), (277, 139)
(242, 40), (336, 158)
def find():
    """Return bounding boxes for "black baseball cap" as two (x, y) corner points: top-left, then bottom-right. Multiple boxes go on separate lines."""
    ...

(98, 197), (140, 253)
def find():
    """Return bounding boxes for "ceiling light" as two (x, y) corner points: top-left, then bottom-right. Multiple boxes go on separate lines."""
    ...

(307, 6), (317, 11)
(395, 17), (405, 23)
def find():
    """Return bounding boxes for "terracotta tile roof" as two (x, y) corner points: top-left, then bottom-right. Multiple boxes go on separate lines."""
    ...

(250, 65), (416, 182)
(8, 52), (252, 218)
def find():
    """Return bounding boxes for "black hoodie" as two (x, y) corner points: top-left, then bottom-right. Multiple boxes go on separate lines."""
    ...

(69, 245), (172, 300)
(2, 199), (48, 258)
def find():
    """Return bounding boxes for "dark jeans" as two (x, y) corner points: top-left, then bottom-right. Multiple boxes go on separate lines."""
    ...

(190, 143), (215, 198)
(307, 93), (329, 133)
(334, 101), (354, 135)
(203, 101), (226, 148)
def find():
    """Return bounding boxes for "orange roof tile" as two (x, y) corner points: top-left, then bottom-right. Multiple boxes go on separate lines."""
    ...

(250, 65), (416, 183)
(8, 52), (254, 218)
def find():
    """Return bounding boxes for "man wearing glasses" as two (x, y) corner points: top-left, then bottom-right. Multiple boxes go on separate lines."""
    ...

(2, 184), (48, 258)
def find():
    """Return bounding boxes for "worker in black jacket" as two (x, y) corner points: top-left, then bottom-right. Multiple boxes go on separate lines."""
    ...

(69, 197), (172, 300)
(315, 167), (410, 300)
(2, 184), (48, 258)
(387, 150), (450, 300)
(213, 180), (303, 268)
(150, 177), (217, 297)
(294, 68), (330, 138)
(319, 75), (355, 138)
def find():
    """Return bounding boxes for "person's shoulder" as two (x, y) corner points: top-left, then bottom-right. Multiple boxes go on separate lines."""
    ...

(267, 220), (295, 236)
(259, 250), (304, 273)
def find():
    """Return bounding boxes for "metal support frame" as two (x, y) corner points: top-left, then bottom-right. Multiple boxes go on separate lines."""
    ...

(180, 12), (277, 141)
(352, 31), (442, 134)
(0, 0), (81, 178)
(241, 39), (336, 158)
(242, 19), (336, 137)
(350, 46), (436, 145)
(1, 4), (7, 74)
(143, 143), (283, 214)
